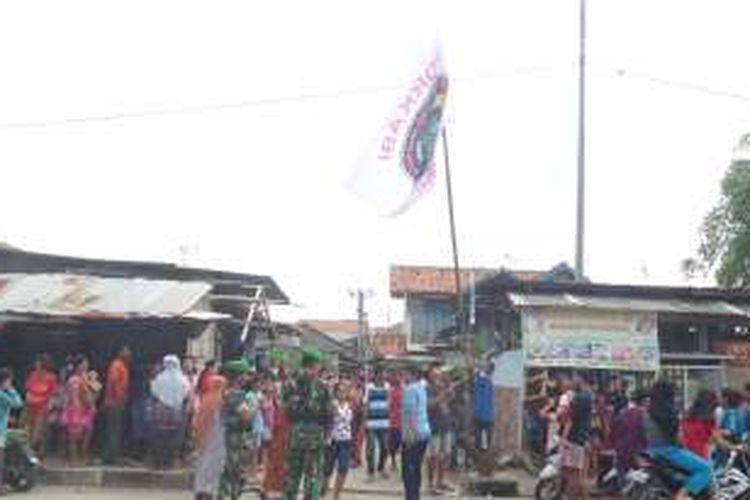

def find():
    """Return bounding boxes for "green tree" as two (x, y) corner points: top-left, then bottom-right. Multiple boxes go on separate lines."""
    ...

(700, 135), (750, 286)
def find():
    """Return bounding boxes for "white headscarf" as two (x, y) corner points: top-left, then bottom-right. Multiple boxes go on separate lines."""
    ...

(151, 354), (190, 410)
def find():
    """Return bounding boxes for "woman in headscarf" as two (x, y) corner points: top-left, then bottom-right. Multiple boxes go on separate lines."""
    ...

(193, 373), (227, 500)
(150, 354), (191, 470)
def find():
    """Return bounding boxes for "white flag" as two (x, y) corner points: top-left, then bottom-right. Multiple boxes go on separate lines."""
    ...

(348, 44), (449, 216)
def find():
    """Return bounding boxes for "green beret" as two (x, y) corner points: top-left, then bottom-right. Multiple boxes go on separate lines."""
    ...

(223, 359), (251, 376)
(301, 348), (322, 367)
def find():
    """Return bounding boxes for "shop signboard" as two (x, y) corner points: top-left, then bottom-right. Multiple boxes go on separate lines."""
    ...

(711, 340), (750, 366)
(522, 308), (659, 371)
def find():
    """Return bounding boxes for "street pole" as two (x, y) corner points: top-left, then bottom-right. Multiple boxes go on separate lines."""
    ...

(356, 289), (369, 383)
(575, 0), (587, 277)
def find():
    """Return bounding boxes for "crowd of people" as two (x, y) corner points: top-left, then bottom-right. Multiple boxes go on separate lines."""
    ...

(0, 347), (497, 500)
(529, 372), (750, 500)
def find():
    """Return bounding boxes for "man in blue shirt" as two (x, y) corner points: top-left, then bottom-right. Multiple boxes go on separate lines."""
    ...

(473, 361), (495, 451)
(0, 368), (23, 495)
(401, 365), (430, 500)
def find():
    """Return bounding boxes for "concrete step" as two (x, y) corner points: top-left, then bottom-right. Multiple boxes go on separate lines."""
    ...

(41, 466), (207, 490)
(40, 465), (524, 497)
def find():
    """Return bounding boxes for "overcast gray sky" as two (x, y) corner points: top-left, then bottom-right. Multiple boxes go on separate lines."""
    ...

(2, 1), (749, 325)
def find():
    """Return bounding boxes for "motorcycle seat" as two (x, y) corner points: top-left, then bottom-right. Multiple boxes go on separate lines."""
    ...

(638, 451), (692, 476)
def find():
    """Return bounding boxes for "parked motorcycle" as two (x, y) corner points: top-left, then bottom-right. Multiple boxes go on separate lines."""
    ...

(534, 448), (564, 500)
(3, 429), (39, 492)
(714, 448), (750, 500)
(535, 447), (620, 500)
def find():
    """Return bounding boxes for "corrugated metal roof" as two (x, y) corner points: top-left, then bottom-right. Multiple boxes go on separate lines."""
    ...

(0, 247), (289, 304)
(508, 292), (750, 316)
(0, 273), (212, 319)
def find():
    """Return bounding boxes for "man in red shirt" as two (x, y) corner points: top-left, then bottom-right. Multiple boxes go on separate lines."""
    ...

(388, 371), (403, 472)
(103, 346), (131, 464)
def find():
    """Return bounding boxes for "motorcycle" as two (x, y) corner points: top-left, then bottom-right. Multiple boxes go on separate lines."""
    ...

(535, 446), (620, 500)
(534, 447), (565, 500)
(625, 447), (750, 500)
(624, 450), (715, 500)
(3, 429), (39, 492)
(714, 447), (750, 500)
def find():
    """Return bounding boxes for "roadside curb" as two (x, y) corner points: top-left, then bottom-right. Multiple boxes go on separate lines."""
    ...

(41, 466), (196, 490)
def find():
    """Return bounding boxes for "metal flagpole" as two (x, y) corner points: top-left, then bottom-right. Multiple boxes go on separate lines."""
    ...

(442, 127), (464, 329)
(441, 126), (473, 470)
(575, 0), (587, 277)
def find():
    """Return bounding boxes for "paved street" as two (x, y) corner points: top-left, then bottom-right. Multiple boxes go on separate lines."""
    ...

(27, 462), (535, 498)
(21, 485), (532, 499)
(18, 485), (432, 499)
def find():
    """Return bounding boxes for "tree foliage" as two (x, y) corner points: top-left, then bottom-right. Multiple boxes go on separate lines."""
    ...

(700, 136), (750, 286)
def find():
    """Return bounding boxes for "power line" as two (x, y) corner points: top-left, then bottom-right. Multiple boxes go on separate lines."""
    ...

(594, 64), (750, 103)
(0, 84), (394, 131)
(3, 63), (746, 131)
(0, 66), (554, 131)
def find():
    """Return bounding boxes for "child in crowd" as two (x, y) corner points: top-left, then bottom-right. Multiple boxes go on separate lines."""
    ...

(323, 382), (353, 500)
(0, 368), (23, 495)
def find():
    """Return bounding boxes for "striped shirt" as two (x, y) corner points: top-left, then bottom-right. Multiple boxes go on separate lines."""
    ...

(365, 383), (390, 430)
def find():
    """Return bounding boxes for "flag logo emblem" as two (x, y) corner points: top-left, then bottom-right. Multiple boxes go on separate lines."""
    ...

(402, 74), (449, 186)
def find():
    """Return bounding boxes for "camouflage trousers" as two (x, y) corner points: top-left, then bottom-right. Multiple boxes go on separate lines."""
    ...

(282, 445), (325, 500)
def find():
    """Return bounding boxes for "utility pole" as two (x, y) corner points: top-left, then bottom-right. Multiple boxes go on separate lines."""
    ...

(575, 0), (587, 277)
(354, 289), (370, 380)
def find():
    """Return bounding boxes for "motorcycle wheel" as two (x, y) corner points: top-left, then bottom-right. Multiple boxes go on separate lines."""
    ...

(628, 484), (670, 500)
(535, 476), (565, 500)
(8, 463), (37, 492)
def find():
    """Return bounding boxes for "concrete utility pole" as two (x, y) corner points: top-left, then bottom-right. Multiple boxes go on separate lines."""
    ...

(354, 289), (371, 380)
(575, 0), (587, 277)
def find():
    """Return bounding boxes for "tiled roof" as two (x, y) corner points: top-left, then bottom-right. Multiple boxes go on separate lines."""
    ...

(297, 319), (362, 343)
(390, 265), (542, 298)
(299, 319), (359, 334)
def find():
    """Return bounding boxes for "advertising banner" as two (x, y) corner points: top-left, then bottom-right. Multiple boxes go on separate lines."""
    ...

(711, 340), (750, 366)
(522, 308), (659, 371)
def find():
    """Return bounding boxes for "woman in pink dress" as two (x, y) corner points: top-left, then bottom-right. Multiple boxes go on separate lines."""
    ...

(61, 356), (96, 465)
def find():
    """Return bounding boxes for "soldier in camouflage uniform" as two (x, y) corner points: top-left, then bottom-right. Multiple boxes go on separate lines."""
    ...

(218, 359), (252, 500)
(282, 348), (332, 500)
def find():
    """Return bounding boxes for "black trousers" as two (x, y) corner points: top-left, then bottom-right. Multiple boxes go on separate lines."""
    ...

(402, 440), (428, 500)
(152, 428), (181, 469)
(104, 405), (125, 464)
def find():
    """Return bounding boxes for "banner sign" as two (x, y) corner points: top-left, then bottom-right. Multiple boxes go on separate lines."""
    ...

(522, 308), (659, 371)
(711, 340), (750, 366)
